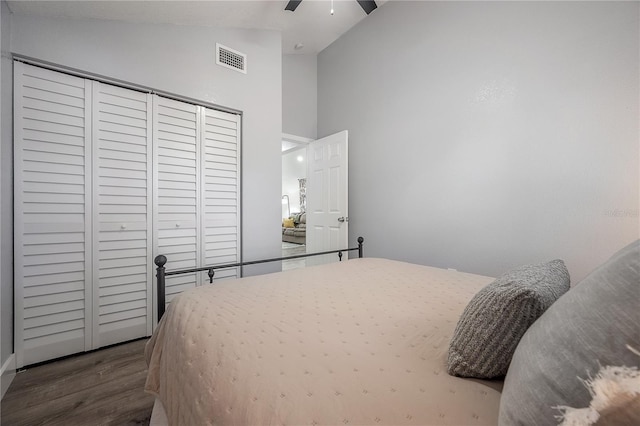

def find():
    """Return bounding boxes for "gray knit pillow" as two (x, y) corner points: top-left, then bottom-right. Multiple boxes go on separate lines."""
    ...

(447, 259), (570, 379)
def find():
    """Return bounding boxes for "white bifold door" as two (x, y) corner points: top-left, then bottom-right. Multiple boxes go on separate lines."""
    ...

(14, 62), (241, 367)
(153, 97), (241, 315)
(200, 108), (242, 282)
(153, 97), (200, 307)
(92, 82), (154, 348)
(14, 63), (93, 367)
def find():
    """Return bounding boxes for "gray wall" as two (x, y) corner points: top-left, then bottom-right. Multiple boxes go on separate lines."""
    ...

(1, 0), (12, 366)
(318, 1), (639, 282)
(9, 15), (283, 272)
(282, 54), (317, 139)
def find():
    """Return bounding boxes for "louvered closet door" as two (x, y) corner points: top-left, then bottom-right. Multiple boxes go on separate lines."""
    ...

(201, 107), (241, 280)
(153, 96), (200, 307)
(92, 82), (152, 347)
(14, 62), (92, 367)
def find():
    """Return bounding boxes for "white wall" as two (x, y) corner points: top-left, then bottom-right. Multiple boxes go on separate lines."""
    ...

(282, 54), (317, 139)
(9, 14), (283, 275)
(318, 1), (639, 282)
(282, 148), (307, 216)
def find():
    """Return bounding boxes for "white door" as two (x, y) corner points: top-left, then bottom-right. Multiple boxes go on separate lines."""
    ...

(92, 82), (153, 347)
(306, 130), (348, 264)
(199, 107), (241, 282)
(152, 96), (200, 315)
(14, 62), (93, 367)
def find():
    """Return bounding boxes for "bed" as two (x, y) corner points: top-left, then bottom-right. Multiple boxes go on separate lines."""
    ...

(145, 239), (640, 425)
(144, 239), (504, 425)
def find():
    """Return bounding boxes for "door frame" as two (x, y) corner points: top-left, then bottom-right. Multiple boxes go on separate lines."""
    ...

(282, 133), (313, 153)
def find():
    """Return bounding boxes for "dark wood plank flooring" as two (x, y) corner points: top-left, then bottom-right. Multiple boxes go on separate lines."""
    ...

(1, 338), (154, 426)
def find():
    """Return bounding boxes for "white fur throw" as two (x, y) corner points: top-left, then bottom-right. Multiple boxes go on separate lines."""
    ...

(556, 346), (640, 426)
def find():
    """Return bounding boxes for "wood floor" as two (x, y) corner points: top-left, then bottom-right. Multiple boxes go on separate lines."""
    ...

(1, 338), (154, 426)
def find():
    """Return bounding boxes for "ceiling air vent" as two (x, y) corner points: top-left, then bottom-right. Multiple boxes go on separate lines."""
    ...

(216, 43), (247, 74)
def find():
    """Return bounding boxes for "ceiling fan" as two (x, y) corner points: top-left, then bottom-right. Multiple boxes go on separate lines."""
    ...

(285, 0), (378, 15)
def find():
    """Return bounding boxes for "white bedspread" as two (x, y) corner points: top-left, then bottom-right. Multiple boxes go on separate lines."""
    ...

(145, 258), (502, 425)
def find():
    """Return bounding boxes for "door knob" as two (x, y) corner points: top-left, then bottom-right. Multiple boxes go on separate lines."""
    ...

(338, 217), (348, 223)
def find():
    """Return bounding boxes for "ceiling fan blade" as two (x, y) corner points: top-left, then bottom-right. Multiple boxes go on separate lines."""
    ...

(285, 0), (303, 12)
(357, 0), (377, 15)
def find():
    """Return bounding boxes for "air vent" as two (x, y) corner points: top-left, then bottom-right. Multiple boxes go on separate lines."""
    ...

(216, 43), (247, 74)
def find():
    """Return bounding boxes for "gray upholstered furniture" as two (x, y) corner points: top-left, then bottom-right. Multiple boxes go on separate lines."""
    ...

(282, 212), (306, 244)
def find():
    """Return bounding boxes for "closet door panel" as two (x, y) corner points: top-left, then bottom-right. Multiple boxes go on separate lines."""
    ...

(92, 82), (152, 347)
(201, 108), (241, 276)
(153, 96), (200, 308)
(14, 62), (92, 367)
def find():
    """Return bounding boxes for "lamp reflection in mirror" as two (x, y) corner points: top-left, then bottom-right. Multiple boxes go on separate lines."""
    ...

(282, 195), (290, 218)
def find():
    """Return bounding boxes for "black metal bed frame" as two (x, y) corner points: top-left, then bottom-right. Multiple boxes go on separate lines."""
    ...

(154, 236), (364, 320)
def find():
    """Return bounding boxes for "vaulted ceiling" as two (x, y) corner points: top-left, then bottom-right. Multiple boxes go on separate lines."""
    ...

(7, 0), (388, 54)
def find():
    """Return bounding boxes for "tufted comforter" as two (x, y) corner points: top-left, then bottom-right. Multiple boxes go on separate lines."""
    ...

(145, 258), (503, 425)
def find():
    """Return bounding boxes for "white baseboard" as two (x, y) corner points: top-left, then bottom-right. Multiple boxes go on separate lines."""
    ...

(1, 353), (16, 399)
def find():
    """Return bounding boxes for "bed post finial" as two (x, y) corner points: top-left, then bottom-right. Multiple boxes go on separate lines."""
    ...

(155, 255), (167, 268)
(155, 255), (167, 321)
(357, 237), (364, 258)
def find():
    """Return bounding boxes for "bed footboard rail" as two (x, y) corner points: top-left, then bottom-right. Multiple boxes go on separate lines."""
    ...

(154, 237), (364, 320)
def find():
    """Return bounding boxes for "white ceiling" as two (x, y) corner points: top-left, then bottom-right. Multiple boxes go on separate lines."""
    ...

(7, 0), (388, 54)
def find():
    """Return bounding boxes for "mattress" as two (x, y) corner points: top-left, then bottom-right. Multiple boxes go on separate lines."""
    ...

(145, 258), (503, 425)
